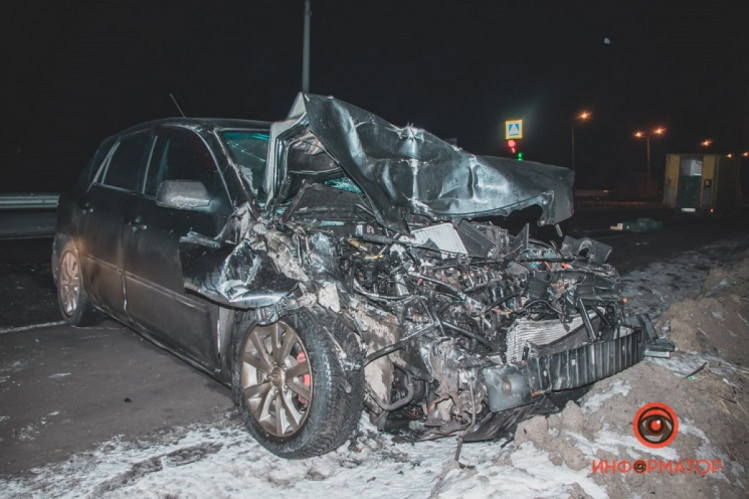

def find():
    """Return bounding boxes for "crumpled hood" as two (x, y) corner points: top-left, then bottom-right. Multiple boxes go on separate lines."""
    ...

(277, 94), (574, 231)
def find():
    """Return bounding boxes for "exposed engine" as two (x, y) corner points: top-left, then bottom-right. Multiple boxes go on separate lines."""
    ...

(268, 201), (642, 441)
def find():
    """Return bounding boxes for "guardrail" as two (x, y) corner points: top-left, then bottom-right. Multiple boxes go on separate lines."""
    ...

(0, 193), (60, 239)
(0, 193), (59, 210)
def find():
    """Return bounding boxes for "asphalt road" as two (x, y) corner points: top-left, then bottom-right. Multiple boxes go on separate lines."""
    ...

(0, 210), (747, 477)
(0, 321), (233, 475)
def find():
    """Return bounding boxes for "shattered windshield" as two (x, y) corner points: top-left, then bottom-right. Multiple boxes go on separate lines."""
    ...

(220, 131), (270, 205)
(321, 177), (362, 194)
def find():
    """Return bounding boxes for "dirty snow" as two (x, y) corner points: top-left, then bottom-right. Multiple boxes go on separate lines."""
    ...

(1, 415), (609, 499)
(0, 321), (66, 335)
(581, 379), (631, 415)
(0, 360), (26, 374)
(2, 236), (748, 498)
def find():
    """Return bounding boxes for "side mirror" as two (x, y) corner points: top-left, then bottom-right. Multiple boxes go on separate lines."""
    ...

(156, 180), (211, 210)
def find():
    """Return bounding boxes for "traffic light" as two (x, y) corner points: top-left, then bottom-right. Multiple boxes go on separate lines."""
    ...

(506, 140), (523, 160)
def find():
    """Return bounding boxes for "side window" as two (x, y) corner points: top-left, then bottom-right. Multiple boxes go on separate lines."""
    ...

(78, 137), (115, 188)
(101, 132), (152, 191)
(145, 128), (228, 207)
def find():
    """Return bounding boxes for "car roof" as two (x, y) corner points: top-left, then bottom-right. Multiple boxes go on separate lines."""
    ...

(116, 117), (272, 136)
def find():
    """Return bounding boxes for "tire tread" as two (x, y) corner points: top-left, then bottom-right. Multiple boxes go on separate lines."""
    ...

(232, 309), (364, 458)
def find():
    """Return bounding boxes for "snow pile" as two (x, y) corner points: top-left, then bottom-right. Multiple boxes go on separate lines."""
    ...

(2, 237), (748, 498)
(513, 360), (746, 498)
(510, 244), (749, 498)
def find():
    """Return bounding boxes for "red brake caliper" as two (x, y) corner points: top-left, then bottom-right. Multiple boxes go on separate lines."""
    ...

(296, 352), (311, 405)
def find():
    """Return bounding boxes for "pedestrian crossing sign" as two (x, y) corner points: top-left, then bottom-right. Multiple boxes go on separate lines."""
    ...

(505, 119), (523, 140)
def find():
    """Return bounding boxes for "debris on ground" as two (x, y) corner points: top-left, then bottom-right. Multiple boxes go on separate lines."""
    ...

(610, 218), (663, 232)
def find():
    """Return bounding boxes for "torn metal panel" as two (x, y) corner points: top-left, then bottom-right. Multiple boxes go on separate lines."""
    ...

(276, 94), (574, 231)
(248, 223), (309, 281)
(181, 238), (298, 309)
(304, 231), (345, 283)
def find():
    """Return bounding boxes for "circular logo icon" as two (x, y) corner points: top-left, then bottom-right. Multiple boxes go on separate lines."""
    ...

(633, 402), (678, 448)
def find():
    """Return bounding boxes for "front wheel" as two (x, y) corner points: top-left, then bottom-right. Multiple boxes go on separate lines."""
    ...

(232, 310), (364, 458)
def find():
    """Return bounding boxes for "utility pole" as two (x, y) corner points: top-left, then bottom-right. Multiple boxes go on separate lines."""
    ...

(634, 127), (665, 198)
(646, 135), (651, 190)
(570, 125), (576, 172)
(571, 111), (591, 173)
(302, 0), (311, 93)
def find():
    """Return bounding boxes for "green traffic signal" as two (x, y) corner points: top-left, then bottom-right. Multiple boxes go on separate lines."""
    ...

(517, 152), (523, 161)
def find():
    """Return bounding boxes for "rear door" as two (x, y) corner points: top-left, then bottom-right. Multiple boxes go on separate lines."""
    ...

(77, 130), (153, 317)
(122, 126), (231, 369)
(676, 156), (703, 208)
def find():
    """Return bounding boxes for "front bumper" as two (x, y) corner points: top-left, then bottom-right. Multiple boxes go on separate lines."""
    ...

(481, 328), (645, 412)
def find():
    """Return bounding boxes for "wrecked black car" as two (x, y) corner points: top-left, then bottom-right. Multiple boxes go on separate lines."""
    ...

(54, 94), (648, 458)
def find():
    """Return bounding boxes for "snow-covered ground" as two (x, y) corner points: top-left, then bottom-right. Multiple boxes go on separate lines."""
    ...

(2, 236), (747, 498)
(619, 237), (746, 317)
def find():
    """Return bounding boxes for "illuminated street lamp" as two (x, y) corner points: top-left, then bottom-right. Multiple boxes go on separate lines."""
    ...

(700, 139), (713, 148)
(633, 127), (666, 197)
(571, 110), (592, 172)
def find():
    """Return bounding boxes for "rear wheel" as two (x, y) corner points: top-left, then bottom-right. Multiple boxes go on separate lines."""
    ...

(56, 240), (100, 326)
(232, 310), (363, 458)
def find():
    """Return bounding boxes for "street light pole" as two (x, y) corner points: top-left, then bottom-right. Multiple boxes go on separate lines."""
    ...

(634, 127), (665, 198)
(302, 0), (311, 93)
(646, 134), (651, 189)
(570, 111), (591, 174)
(570, 125), (576, 172)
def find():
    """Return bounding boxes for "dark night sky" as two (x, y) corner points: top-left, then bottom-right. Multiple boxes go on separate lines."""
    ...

(3, 1), (748, 193)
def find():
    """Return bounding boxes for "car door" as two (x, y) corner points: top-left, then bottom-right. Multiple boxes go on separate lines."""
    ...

(77, 130), (153, 317)
(122, 126), (231, 369)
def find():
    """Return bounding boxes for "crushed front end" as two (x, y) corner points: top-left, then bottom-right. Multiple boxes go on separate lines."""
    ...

(189, 93), (650, 445)
(256, 94), (648, 441)
(319, 215), (646, 441)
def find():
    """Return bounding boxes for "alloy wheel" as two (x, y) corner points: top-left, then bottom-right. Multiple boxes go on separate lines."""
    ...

(240, 321), (312, 437)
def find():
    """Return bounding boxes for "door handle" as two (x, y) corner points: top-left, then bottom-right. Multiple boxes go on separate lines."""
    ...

(127, 215), (148, 231)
